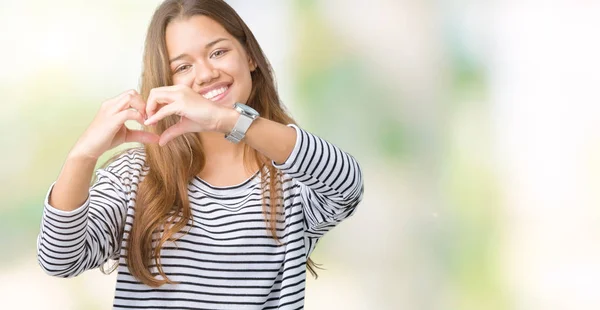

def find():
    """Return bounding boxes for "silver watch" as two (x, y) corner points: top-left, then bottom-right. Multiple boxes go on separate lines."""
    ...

(225, 103), (260, 143)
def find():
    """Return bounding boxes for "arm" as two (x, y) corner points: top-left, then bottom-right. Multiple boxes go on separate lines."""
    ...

(270, 124), (364, 237)
(219, 114), (364, 237)
(37, 150), (143, 277)
(38, 89), (156, 277)
(238, 116), (297, 165)
(48, 153), (98, 212)
(143, 86), (363, 236)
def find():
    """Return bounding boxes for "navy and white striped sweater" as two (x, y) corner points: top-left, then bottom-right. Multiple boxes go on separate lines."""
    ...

(37, 124), (364, 309)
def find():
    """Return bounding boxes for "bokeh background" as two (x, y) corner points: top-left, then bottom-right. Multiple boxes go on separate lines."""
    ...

(1, 0), (599, 309)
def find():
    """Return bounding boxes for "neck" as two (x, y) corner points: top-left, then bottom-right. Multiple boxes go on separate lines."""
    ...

(198, 131), (246, 165)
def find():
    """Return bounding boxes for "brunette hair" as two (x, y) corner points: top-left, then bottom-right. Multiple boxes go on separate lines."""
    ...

(111, 0), (320, 287)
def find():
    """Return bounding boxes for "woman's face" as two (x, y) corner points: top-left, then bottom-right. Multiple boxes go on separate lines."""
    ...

(165, 15), (255, 106)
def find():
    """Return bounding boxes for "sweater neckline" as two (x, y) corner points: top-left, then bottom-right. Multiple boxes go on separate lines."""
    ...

(190, 170), (261, 194)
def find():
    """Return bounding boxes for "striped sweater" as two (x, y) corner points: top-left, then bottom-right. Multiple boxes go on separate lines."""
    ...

(37, 124), (364, 309)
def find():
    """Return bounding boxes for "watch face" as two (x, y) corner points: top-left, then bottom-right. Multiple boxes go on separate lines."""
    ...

(235, 103), (259, 117)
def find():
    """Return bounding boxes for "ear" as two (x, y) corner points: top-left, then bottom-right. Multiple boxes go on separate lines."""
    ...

(248, 56), (257, 72)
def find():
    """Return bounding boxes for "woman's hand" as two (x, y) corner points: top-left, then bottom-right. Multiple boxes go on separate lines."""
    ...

(70, 89), (160, 160)
(143, 84), (234, 146)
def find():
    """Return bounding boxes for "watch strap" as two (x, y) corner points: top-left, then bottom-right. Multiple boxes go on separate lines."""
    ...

(225, 113), (254, 143)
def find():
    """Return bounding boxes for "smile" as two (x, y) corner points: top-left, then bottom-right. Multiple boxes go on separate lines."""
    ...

(202, 85), (230, 102)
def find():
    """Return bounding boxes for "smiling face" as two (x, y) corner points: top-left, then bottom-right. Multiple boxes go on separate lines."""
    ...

(165, 15), (256, 106)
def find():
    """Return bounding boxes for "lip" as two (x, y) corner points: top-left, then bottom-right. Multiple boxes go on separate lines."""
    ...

(206, 85), (231, 102)
(199, 82), (232, 96)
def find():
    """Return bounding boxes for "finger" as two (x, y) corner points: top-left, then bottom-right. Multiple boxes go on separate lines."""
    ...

(109, 90), (135, 113)
(115, 92), (147, 119)
(116, 109), (145, 126)
(158, 120), (190, 146)
(146, 87), (178, 119)
(125, 129), (160, 144)
(144, 102), (181, 126)
(102, 89), (136, 111)
(131, 94), (148, 119)
(110, 89), (137, 103)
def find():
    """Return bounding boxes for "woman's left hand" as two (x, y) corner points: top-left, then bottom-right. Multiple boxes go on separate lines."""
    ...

(144, 84), (231, 146)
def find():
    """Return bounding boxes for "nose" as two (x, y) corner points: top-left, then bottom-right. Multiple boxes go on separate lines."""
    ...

(194, 60), (219, 86)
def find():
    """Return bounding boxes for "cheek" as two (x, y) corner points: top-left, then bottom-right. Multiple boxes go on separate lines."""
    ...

(221, 60), (253, 92)
(172, 73), (194, 86)
(221, 59), (250, 77)
(237, 61), (253, 86)
(237, 68), (253, 100)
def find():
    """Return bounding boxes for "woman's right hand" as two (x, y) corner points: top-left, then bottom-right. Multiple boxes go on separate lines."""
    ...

(69, 89), (160, 160)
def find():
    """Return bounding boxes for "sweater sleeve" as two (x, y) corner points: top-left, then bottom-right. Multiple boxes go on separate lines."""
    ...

(274, 125), (364, 242)
(37, 149), (145, 277)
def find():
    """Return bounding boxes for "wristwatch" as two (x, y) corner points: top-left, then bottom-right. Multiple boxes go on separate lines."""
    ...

(225, 103), (260, 143)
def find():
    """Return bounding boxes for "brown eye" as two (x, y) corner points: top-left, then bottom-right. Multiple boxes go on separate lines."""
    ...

(175, 64), (191, 73)
(210, 50), (227, 59)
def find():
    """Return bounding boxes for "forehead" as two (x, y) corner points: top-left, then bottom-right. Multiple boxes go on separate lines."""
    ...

(165, 15), (232, 53)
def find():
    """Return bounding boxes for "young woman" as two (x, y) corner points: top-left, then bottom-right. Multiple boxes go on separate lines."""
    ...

(37, 0), (364, 308)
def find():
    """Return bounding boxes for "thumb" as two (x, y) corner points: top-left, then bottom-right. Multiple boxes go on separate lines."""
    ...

(125, 129), (160, 144)
(159, 120), (190, 146)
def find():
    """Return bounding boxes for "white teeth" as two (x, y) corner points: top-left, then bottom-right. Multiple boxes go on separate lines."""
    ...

(202, 86), (228, 100)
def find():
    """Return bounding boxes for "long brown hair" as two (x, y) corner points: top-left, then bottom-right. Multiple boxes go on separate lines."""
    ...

(120, 0), (319, 287)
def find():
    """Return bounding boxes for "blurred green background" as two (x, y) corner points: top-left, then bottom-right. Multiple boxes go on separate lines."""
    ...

(2, 1), (600, 309)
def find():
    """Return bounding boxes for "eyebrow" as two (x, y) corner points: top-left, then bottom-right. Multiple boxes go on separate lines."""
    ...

(169, 38), (229, 63)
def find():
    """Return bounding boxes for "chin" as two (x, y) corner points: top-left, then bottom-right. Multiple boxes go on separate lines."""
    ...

(219, 101), (236, 107)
